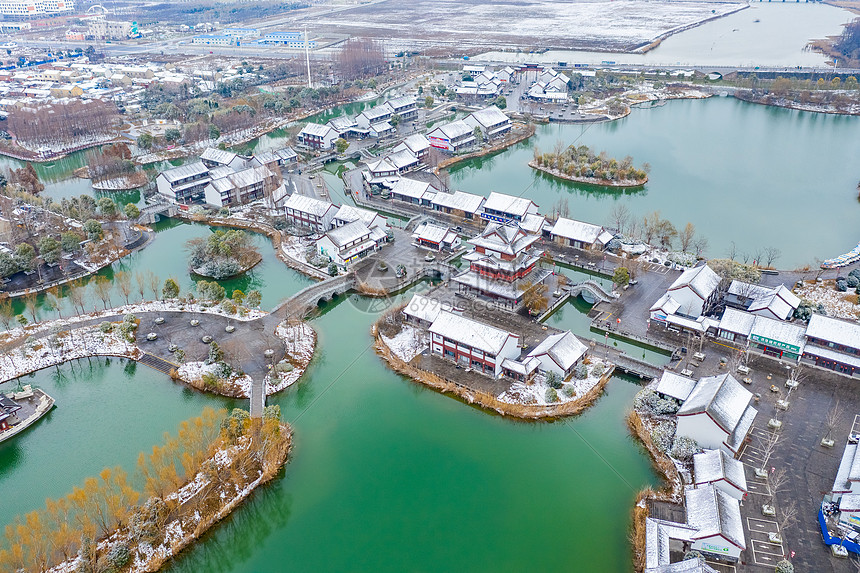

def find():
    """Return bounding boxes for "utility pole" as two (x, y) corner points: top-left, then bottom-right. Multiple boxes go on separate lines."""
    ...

(305, 26), (312, 88)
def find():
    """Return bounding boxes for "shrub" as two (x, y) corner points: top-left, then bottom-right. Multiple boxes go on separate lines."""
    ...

(106, 542), (130, 568)
(683, 550), (704, 562)
(634, 389), (680, 416)
(129, 497), (169, 543)
(545, 388), (559, 403)
(201, 372), (219, 389)
(221, 407), (250, 441)
(591, 363), (605, 377)
(847, 275), (859, 289)
(775, 560), (794, 573)
(207, 341), (224, 364)
(562, 385), (576, 398)
(670, 435), (700, 462)
(545, 371), (562, 389)
(849, 268), (860, 280)
(836, 278), (848, 292)
(214, 361), (232, 379)
(328, 262), (338, 276)
(574, 363), (588, 380)
(99, 321), (113, 333)
(650, 420), (676, 453)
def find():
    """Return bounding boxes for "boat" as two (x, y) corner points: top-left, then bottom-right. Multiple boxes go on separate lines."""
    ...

(0, 385), (55, 444)
(821, 241), (860, 269)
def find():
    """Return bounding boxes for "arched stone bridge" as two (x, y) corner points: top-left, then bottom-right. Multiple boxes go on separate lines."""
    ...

(568, 280), (614, 304)
(274, 273), (358, 320)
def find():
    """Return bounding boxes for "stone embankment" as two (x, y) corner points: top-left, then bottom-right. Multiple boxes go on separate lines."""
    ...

(434, 123), (536, 172)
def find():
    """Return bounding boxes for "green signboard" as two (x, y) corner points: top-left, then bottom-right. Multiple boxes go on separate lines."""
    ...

(131, 22), (138, 35)
(700, 542), (730, 554)
(750, 334), (800, 354)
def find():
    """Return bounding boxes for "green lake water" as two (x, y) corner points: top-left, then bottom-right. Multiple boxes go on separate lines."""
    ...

(0, 289), (660, 572)
(9, 218), (314, 320)
(449, 97), (860, 268)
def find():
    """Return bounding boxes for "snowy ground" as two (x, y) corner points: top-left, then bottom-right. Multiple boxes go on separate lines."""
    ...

(795, 281), (860, 320)
(311, 0), (745, 50)
(497, 358), (610, 406)
(0, 323), (140, 383)
(0, 300), (267, 347)
(268, 321), (316, 394)
(281, 235), (316, 265)
(381, 324), (428, 363)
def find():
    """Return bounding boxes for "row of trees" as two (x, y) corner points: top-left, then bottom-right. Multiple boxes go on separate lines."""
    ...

(6, 99), (120, 148)
(0, 406), (288, 573)
(533, 143), (649, 183)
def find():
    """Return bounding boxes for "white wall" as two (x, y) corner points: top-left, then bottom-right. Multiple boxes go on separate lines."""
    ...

(677, 414), (727, 453)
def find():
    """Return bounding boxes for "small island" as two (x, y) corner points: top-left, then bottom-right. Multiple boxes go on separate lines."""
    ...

(530, 144), (649, 187)
(187, 229), (262, 280)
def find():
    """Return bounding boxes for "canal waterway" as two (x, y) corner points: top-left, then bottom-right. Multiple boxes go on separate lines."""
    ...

(10, 218), (314, 320)
(448, 96), (860, 268)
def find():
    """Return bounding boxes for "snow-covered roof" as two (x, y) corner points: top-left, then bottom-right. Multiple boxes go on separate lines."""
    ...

(467, 105), (509, 128)
(334, 204), (384, 228)
(518, 213), (546, 235)
(527, 331), (587, 372)
(726, 405), (757, 453)
(727, 280), (774, 300)
(718, 308), (756, 337)
(833, 443), (858, 492)
(390, 177), (435, 200)
(429, 311), (518, 355)
(359, 106), (391, 121)
(645, 518), (697, 569)
(749, 315), (806, 352)
(646, 557), (719, 573)
(284, 194), (335, 217)
(839, 493), (860, 512)
(483, 191), (537, 218)
(386, 148), (419, 170)
(200, 147), (238, 165)
(384, 95), (417, 111)
(159, 161), (209, 183)
(324, 220), (372, 248)
(665, 314), (717, 334)
(651, 293), (681, 315)
(404, 294), (450, 324)
(677, 374), (753, 436)
(429, 119), (474, 140)
(412, 222), (457, 245)
(397, 133), (430, 154)
(371, 120), (394, 133)
(299, 122), (335, 137)
(668, 265), (721, 299)
(327, 115), (357, 131)
(804, 344), (860, 369)
(550, 217), (605, 245)
(655, 371), (696, 402)
(469, 222), (539, 257)
(685, 484), (745, 550)
(366, 158), (397, 175)
(430, 190), (485, 214)
(501, 356), (541, 375)
(693, 449), (747, 493)
(806, 314), (860, 349)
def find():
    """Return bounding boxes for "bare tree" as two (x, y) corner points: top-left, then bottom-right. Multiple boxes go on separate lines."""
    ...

(678, 222), (695, 253)
(824, 400), (844, 443)
(757, 432), (781, 474)
(135, 271), (147, 302)
(115, 270), (132, 305)
(93, 276), (112, 310)
(692, 235), (709, 258)
(751, 248), (764, 268)
(768, 467), (789, 506)
(609, 203), (630, 234)
(778, 499), (798, 538)
(23, 291), (38, 323)
(726, 241), (737, 261)
(763, 246), (782, 269)
(0, 295), (14, 330)
(147, 270), (160, 301)
(67, 279), (86, 316)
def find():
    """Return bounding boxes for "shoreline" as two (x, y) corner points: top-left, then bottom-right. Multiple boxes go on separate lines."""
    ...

(372, 315), (614, 420)
(434, 123), (536, 173)
(528, 160), (648, 188)
(626, 408), (684, 573)
(732, 90), (860, 117)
